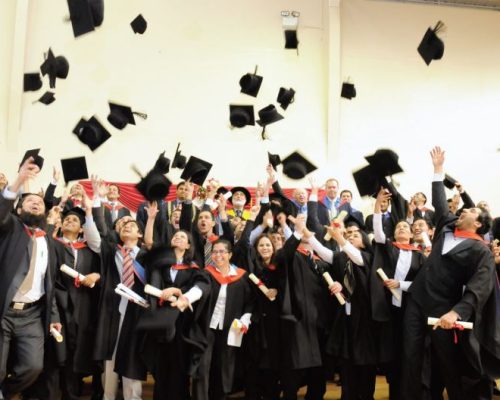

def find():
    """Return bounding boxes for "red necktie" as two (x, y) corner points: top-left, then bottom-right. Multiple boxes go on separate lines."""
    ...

(121, 247), (135, 288)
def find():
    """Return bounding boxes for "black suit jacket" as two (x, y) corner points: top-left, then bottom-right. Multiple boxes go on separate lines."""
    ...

(0, 193), (59, 332)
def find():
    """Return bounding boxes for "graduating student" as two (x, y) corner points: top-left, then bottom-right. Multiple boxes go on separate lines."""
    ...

(191, 239), (254, 400)
(0, 159), (62, 399)
(140, 201), (210, 400)
(276, 215), (333, 400)
(102, 184), (132, 231)
(401, 147), (500, 400)
(44, 198), (103, 399)
(304, 222), (376, 400)
(370, 188), (425, 400)
(93, 217), (148, 400)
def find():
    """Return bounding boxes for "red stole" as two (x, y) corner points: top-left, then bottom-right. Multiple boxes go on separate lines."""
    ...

(205, 265), (246, 285)
(296, 245), (321, 261)
(56, 237), (88, 249)
(266, 263), (277, 271)
(454, 229), (484, 243)
(392, 242), (420, 251)
(207, 234), (219, 243)
(23, 226), (46, 238)
(171, 262), (200, 270)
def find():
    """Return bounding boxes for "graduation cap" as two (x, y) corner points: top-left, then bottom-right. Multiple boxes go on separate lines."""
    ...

(239, 70), (263, 97)
(20, 149), (44, 171)
(36, 91), (55, 105)
(341, 82), (356, 99)
(229, 105), (255, 128)
(154, 151), (170, 174)
(136, 170), (172, 202)
(281, 151), (317, 180)
(24, 73), (42, 92)
(268, 152), (281, 171)
(352, 164), (389, 197)
(107, 102), (147, 130)
(365, 148), (403, 177)
(67, 0), (104, 38)
(131, 14), (147, 34)
(180, 156), (213, 186)
(62, 206), (86, 225)
(172, 143), (187, 169)
(443, 173), (458, 189)
(269, 192), (296, 218)
(277, 87), (295, 110)
(343, 212), (366, 232)
(72, 116), (111, 151)
(40, 48), (69, 89)
(61, 156), (89, 183)
(284, 30), (299, 49)
(417, 21), (445, 65)
(256, 105), (284, 127)
(229, 186), (251, 205)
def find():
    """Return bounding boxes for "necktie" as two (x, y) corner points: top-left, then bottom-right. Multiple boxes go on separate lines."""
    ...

(343, 259), (356, 300)
(18, 230), (38, 295)
(121, 247), (135, 288)
(204, 239), (213, 267)
(111, 202), (118, 222)
(235, 209), (243, 218)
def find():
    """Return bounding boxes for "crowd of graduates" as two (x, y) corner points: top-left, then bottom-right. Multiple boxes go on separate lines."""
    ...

(0, 146), (499, 400)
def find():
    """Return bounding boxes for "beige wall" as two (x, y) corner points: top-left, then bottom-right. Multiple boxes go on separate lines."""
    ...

(0, 0), (498, 215)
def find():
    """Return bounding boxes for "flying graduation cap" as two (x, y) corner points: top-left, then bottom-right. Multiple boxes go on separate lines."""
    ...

(417, 21), (445, 65)
(281, 151), (317, 180)
(180, 156), (213, 186)
(67, 0), (104, 38)
(20, 149), (44, 171)
(341, 82), (356, 99)
(40, 48), (69, 89)
(277, 87), (295, 110)
(172, 143), (187, 169)
(135, 152), (172, 201)
(107, 102), (147, 130)
(36, 91), (56, 105)
(131, 14), (147, 34)
(239, 67), (263, 97)
(268, 152), (281, 171)
(72, 116), (111, 151)
(229, 105), (255, 128)
(23, 73), (42, 92)
(61, 156), (89, 183)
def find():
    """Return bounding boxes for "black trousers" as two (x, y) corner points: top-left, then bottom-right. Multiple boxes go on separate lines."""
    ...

(340, 360), (376, 400)
(401, 297), (493, 400)
(281, 366), (327, 400)
(0, 305), (45, 398)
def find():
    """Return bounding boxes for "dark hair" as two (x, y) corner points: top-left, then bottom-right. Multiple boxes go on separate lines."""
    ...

(476, 209), (492, 236)
(413, 216), (434, 229)
(172, 229), (195, 263)
(254, 234), (276, 255)
(176, 181), (186, 189)
(212, 238), (232, 252)
(340, 189), (352, 198)
(198, 210), (215, 221)
(491, 217), (500, 241)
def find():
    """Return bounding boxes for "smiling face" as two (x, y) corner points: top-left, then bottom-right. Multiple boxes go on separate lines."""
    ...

(394, 221), (412, 243)
(171, 230), (191, 251)
(62, 214), (83, 235)
(325, 179), (339, 200)
(256, 236), (274, 262)
(211, 242), (231, 269)
(176, 182), (188, 201)
(119, 220), (142, 242)
(107, 184), (120, 201)
(293, 188), (308, 206)
(412, 219), (431, 243)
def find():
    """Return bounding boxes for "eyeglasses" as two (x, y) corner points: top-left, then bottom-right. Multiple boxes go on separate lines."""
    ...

(211, 250), (228, 255)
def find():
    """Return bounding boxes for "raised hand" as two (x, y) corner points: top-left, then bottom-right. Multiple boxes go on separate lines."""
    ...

(375, 187), (391, 213)
(430, 146), (445, 173)
(52, 166), (61, 183)
(145, 201), (159, 220)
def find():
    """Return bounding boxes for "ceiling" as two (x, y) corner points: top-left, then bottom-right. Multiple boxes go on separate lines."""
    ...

(372, 0), (500, 11)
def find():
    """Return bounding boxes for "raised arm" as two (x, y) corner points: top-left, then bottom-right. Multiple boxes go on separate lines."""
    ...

(143, 201), (159, 250)
(373, 188), (391, 244)
(430, 146), (452, 222)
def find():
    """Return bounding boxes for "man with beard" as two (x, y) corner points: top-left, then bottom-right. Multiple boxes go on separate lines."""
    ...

(0, 158), (61, 399)
(227, 187), (251, 220)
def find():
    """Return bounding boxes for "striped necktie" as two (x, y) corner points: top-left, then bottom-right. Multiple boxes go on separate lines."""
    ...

(204, 239), (213, 267)
(121, 247), (135, 288)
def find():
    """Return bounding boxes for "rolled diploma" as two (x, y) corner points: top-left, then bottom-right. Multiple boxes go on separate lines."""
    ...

(50, 327), (63, 343)
(324, 210), (348, 241)
(60, 264), (94, 288)
(427, 317), (473, 330)
(144, 284), (177, 302)
(248, 273), (275, 301)
(322, 272), (346, 305)
(223, 191), (233, 200)
(114, 286), (149, 308)
(376, 268), (401, 301)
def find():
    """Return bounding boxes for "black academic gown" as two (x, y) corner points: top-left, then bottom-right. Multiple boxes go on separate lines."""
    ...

(93, 242), (148, 380)
(370, 240), (424, 364)
(276, 235), (333, 370)
(53, 238), (102, 374)
(192, 266), (254, 396)
(327, 251), (376, 366)
(140, 247), (211, 400)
